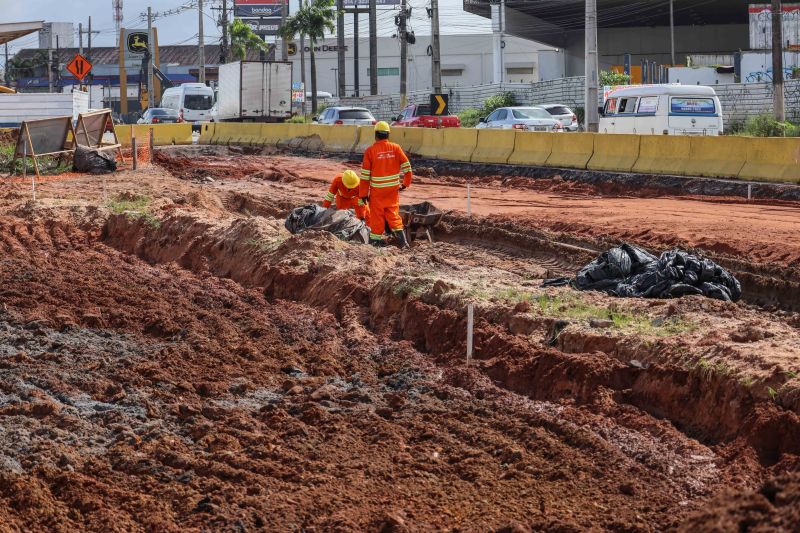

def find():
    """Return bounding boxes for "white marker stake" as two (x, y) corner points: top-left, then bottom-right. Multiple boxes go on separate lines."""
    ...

(747, 184), (752, 202)
(467, 183), (472, 217)
(466, 303), (474, 366)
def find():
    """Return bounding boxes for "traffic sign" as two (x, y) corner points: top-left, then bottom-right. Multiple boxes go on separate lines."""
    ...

(430, 93), (449, 115)
(67, 53), (93, 81)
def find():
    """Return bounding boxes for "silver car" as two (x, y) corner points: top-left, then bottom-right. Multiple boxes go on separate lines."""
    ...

(476, 106), (562, 132)
(313, 106), (377, 125)
(539, 104), (580, 132)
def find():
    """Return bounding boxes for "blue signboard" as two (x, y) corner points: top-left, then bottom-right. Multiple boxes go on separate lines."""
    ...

(234, 0), (283, 17)
(670, 97), (716, 114)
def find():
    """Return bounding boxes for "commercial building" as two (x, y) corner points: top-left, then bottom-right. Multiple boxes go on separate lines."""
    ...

(279, 33), (554, 97)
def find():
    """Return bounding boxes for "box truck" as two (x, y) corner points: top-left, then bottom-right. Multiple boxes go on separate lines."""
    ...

(214, 61), (292, 122)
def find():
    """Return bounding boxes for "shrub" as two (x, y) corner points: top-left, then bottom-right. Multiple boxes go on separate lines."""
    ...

(286, 114), (308, 123)
(600, 70), (631, 87)
(480, 92), (516, 117)
(740, 114), (800, 137)
(458, 108), (483, 128)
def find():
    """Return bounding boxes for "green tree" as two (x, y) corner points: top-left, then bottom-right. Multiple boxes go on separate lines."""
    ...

(229, 18), (270, 61)
(6, 50), (48, 82)
(280, 0), (337, 113)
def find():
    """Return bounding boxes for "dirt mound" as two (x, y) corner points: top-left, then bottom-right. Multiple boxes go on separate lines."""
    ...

(677, 473), (800, 532)
(0, 127), (18, 145)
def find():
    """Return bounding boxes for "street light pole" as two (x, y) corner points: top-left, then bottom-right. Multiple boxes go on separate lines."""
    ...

(772, 0), (785, 121)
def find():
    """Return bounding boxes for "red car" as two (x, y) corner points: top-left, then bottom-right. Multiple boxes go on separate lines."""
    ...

(391, 104), (461, 128)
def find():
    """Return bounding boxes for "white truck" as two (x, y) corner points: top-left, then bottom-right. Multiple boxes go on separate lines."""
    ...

(215, 61), (292, 122)
(0, 90), (89, 127)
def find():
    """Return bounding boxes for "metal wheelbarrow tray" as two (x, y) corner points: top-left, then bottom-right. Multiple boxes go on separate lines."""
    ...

(398, 201), (444, 243)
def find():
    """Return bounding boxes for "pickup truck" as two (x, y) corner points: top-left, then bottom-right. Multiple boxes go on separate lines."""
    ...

(391, 104), (461, 128)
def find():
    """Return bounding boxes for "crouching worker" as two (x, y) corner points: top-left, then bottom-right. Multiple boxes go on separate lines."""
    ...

(360, 121), (412, 248)
(321, 169), (367, 220)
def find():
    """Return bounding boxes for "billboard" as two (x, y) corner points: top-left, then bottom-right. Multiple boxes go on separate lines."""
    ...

(242, 18), (282, 36)
(343, 0), (400, 5)
(235, 0), (284, 17)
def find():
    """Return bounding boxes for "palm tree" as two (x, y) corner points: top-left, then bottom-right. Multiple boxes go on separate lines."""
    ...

(280, 0), (337, 114)
(229, 18), (270, 61)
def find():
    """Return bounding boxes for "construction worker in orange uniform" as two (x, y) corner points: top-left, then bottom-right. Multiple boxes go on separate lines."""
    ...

(360, 121), (412, 248)
(321, 169), (367, 219)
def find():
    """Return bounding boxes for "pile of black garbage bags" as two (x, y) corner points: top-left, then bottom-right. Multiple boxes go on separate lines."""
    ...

(284, 205), (370, 244)
(553, 243), (742, 302)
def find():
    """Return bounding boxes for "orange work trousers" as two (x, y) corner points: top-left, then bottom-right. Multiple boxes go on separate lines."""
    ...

(367, 190), (402, 240)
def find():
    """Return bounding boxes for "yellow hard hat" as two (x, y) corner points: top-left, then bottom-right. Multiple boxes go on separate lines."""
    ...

(342, 169), (360, 189)
(375, 121), (391, 133)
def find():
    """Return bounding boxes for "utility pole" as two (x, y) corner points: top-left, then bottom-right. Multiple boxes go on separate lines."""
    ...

(48, 49), (54, 92)
(4, 43), (8, 86)
(584, 0), (599, 132)
(399, 0), (408, 107)
(337, 0), (346, 97)
(431, 0), (442, 92)
(221, 0), (229, 63)
(281, 0), (289, 61)
(198, 0), (206, 83)
(772, 0), (785, 121)
(353, 1), (360, 96)
(669, 0), (676, 65)
(147, 7), (154, 107)
(491, 0), (504, 84)
(369, 0), (378, 95)
(300, 0), (307, 114)
(79, 23), (84, 55)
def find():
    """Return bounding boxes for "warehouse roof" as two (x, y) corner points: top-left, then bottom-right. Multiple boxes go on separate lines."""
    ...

(13, 44), (264, 66)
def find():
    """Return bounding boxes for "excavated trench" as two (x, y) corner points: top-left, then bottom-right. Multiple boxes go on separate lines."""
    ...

(100, 209), (800, 474)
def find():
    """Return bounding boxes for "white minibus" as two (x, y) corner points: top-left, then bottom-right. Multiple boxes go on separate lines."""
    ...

(600, 85), (723, 136)
(160, 83), (215, 124)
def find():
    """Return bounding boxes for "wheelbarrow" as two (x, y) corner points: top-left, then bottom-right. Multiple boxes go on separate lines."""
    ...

(398, 201), (444, 244)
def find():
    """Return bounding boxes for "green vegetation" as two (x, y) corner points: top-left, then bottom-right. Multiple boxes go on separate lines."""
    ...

(738, 114), (800, 137)
(768, 386), (779, 401)
(286, 115), (310, 124)
(458, 109), (483, 128)
(229, 18), (271, 61)
(107, 194), (160, 228)
(697, 358), (736, 381)
(0, 141), (71, 176)
(456, 92), (516, 127)
(600, 70), (631, 87)
(785, 370), (799, 380)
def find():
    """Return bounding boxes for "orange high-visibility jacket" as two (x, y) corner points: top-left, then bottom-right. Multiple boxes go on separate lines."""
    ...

(359, 140), (412, 198)
(322, 174), (366, 218)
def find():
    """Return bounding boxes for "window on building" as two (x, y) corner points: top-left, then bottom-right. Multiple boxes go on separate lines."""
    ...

(367, 67), (400, 77)
(442, 69), (463, 77)
(506, 67), (534, 75)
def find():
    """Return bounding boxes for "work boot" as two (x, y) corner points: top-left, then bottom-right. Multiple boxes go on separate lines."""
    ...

(393, 229), (410, 249)
(370, 238), (387, 248)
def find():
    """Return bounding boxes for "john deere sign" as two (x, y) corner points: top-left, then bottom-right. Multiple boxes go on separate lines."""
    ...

(127, 32), (149, 55)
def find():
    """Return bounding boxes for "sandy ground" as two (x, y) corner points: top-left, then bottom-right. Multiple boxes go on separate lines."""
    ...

(0, 146), (798, 531)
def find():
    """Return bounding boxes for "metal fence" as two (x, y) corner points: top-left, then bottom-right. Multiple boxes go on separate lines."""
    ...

(337, 77), (800, 127)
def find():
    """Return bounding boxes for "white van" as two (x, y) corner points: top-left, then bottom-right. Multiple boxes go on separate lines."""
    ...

(160, 83), (215, 124)
(600, 85), (723, 136)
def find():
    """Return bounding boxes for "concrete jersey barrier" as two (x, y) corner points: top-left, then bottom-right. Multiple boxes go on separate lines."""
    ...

(471, 129), (516, 164)
(684, 136), (748, 178)
(507, 131), (554, 166)
(115, 123), (193, 147)
(546, 132), (594, 169)
(632, 135), (691, 176)
(739, 137), (800, 183)
(588, 134), (641, 173)
(438, 128), (478, 162)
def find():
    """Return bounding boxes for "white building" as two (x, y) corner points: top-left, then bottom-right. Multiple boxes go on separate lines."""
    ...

(280, 34), (554, 97)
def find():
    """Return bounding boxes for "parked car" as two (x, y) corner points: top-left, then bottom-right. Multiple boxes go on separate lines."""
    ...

(391, 104), (461, 128)
(539, 104), (579, 131)
(600, 85), (723, 135)
(476, 106), (562, 132)
(137, 108), (182, 124)
(313, 107), (377, 125)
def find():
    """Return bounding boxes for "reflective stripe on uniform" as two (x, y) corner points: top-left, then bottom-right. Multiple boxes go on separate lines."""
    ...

(371, 180), (400, 188)
(323, 192), (335, 201)
(360, 169), (371, 181)
(400, 162), (411, 171)
(369, 233), (383, 240)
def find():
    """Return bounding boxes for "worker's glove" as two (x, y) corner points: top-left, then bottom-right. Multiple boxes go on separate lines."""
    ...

(400, 185), (407, 191)
(360, 197), (369, 205)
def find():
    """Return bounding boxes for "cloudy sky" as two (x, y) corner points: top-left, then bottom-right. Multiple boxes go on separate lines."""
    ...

(4, 0), (491, 54)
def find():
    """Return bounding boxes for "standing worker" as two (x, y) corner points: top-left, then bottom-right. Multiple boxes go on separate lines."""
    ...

(360, 121), (413, 248)
(321, 169), (367, 220)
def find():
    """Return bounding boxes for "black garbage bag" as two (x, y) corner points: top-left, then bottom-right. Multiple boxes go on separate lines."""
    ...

(284, 205), (370, 244)
(73, 145), (117, 174)
(552, 243), (741, 303)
